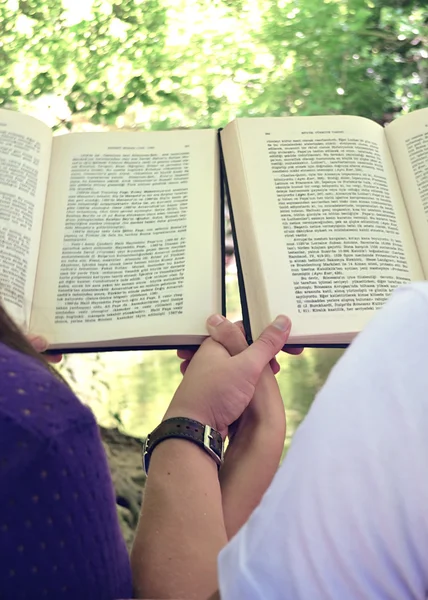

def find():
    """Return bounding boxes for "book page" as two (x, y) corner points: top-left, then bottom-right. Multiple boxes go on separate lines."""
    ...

(0, 109), (52, 328)
(222, 116), (423, 343)
(31, 129), (220, 346)
(385, 108), (428, 275)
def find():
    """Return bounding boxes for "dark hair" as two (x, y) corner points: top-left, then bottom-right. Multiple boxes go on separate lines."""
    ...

(0, 302), (59, 377)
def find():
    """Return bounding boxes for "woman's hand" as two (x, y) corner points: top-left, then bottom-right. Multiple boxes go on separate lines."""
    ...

(27, 335), (63, 364)
(165, 314), (291, 439)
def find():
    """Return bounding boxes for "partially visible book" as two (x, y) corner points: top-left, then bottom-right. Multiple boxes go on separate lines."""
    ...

(0, 110), (222, 351)
(221, 108), (428, 345)
(0, 106), (427, 350)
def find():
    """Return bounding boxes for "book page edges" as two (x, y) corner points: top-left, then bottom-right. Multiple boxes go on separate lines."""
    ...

(48, 334), (206, 352)
(212, 138), (223, 318)
(0, 109), (53, 331)
(220, 121), (271, 338)
(230, 115), (423, 341)
(30, 128), (220, 346)
(385, 107), (428, 277)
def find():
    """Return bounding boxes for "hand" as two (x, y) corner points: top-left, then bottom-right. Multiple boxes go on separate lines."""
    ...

(178, 320), (286, 435)
(165, 314), (291, 439)
(178, 320), (289, 536)
(179, 327), (303, 376)
(27, 335), (63, 364)
(283, 345), (304, 355)
(177, 320), (302, 436)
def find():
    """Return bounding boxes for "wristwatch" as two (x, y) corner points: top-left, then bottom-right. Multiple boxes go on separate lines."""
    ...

(143, 417), (224, 475)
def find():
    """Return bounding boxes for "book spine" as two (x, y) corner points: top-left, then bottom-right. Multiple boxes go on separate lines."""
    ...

(218, 129), (227, 319)
(218, 130), (253, 345)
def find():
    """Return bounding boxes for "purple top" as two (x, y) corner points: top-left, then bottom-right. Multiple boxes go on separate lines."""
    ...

(0, 342), (132, 599)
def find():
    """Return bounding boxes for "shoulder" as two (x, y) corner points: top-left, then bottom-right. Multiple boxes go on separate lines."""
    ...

(0, 343), (96, 439)
(0, 347), (132, 599)
(0, 343), (102, 502)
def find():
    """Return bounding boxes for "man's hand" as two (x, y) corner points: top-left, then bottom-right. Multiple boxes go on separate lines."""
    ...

(133, 314), (292, 600)
(177, 319), (292, 537)
(166, 314), (291, 439)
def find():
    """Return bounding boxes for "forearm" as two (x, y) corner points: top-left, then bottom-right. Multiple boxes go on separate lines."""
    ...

(131, 438), (227, 599)
(220, 364), (286, 539)
(220, 421), (285, 538)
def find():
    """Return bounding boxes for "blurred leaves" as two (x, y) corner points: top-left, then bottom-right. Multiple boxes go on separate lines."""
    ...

(277, 347), (344, 452)
(1, 0), (425, 130)
(255, 0), (427, 121)
(58, 350), (182, 438)
(0, 0), (169, 125)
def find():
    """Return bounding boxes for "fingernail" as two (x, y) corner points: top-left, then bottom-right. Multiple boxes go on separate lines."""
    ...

(273, 315), (291, 331)
(207, 314), (225, 327)
(32, 336), (48, 352)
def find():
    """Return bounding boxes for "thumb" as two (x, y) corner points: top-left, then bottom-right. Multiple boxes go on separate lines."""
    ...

(237, 315), (291, 383)
(206, 315), (248, 356)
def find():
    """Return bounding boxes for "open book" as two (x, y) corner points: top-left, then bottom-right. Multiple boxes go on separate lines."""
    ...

(0, 107), (427, 350)
(221, 108), (428, 345)
(0, 110), (222, 351)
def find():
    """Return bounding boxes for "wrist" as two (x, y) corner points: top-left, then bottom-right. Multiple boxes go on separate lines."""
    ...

(150, 437), (218, 472)
(227, 417), (285, 468)
(144, 416), (224, 474)
(163, 405), (222, 439)
(234, 409), (285, 440)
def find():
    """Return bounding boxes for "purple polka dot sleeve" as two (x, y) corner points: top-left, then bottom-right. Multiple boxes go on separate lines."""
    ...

(0, 344), (132, 599)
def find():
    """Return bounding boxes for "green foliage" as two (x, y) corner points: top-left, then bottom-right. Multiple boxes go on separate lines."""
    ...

(58, 350), (182, 437)
(0, 0), (169, 124)
(277, 348), (344, 448)
(107, 351), (183, 438)
(2, 0), (425, 130)
(255, 0), (427, 121)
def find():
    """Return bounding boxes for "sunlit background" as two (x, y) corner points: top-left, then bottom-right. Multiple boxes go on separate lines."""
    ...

(1, 0), (426, 448)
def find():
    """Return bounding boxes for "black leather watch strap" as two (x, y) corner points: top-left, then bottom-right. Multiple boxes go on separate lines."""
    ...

(143, 417), (224, 475)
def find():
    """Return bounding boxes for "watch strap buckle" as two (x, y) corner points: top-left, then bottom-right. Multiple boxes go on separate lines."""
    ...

(203, 425), (223, 466)
(143, 418), (224, 475)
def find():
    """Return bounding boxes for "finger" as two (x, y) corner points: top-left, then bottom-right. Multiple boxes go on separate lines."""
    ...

(182, 335), (231, 376)
(28, 335), (48, 353)
(236, 322), (280, 372)
(283, 346), (304, 355)
(238, 316), (291, 382)
(206, 314), (248, 356)
(177, 349), (197, 360)
(28, 336), (63, 363)
(45, 354), (63, 364)
(180, 360), (190, 375)
(270, 358), (280, 375)
(233, 320), (298, 360)
(234, 320), (245, 336)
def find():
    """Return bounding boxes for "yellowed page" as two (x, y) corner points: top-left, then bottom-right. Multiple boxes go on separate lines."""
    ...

(31, 129), (220, 346)
(0, 109), (52, 329)
(385, 108), (428, 275)
(222, 116), (422, 344)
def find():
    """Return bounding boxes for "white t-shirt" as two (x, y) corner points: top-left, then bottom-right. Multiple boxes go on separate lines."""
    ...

(219, 284), (428, 599)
